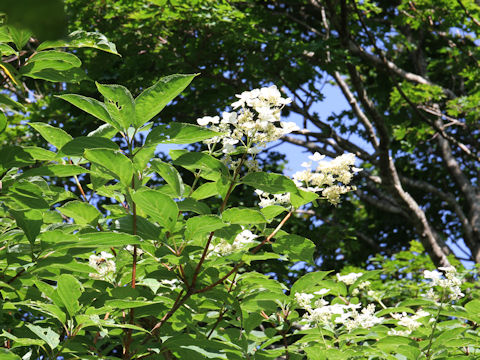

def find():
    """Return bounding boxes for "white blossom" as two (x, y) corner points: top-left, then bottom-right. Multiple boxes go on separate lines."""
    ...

(336, 272), (363, 285)
(208, 229), (259, 257)
(89, 251), (116, 280)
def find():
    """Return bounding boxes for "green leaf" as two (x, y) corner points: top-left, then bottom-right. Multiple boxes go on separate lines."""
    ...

(242, 172), (297, 194)
(134, 74), (197, 127)
(114, 215), (161, 240)
(260, 205), (286, 220)
(0, 93), (24, 111)
(173, 152), (229, 181)
(56, 274), (82, 317)
(19, 164), (88, 179)
(23, 146), (57, 161)
(273, 234), (315, 265)
(58, 201), (101, 226)
(222, 207), (266, 224)
(10, 209), (43, 244)
(0, 112), (6, 134)
(8, 182), (49, 209)
(69, 232), (141, 249)
(96, 82), (135, 130)
(84, 148), (133, 186)
(133, 145), (156, 172)
(23, 51), (81, 72)
(185, 215), (227, 240)
(178, 198), (211, 214)
(29, 122), (73, 149)
(23, 67), (89, 83)
(290, 271), (332, 295)
(60, 136), (119, 157)
(145, 123), (220, 145)
(0, 349), (22, 360)
(87, 123), (118, 138)
(131, 188), (178, 231)
(25, 324), (59, 350)
(0, 146), (34, 174)
(190, 181), (218, 200)
(37, 30), (120, 55)
(0, 331), (44, 348)
(0, 43), (16, 56)
(290, 188), (319, 208)
(150, 159), (184, 197)
(57, 94), (120, 130)
(8, 26), (31, 50)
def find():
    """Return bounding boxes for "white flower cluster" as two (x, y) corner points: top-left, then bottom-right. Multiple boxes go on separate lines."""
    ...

(254, 190), (291, 208)
(295, 292), (383, 331)
(423, 266), (464, 300)
(197, 85), (298, 156)
(292, 152), (362, 205)
(209, 229), (258, 257)
(89, 251), (116, 281)
(336, 272), (363, 285)
(388, 309), (431, 336)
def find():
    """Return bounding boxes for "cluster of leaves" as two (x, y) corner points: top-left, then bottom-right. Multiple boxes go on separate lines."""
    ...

(1, 64), (480, 358)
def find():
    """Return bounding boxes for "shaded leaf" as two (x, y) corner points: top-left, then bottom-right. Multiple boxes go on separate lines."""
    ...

(150, 158), (184, 197)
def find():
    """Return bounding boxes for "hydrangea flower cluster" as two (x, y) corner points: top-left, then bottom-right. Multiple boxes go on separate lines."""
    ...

(196, 85), (298, 158)
(336, 272), (363, 285)
(254, 190), (291, 208)
(388, 309), (431, 336)
(424, 266), (464, 300)
(208, 229), (258, 257)
(294, 292), (383, 331)
(89, 251), (116, 281)
(293, 152), (362, 205)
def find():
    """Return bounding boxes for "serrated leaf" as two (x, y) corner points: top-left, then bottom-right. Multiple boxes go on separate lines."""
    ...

(8, 26), (31, 51)
(0, 348), (22, 359)
(131, 188), (178, 231)
(173, 152), (229, 181)
(10, 209), (43, 244)
(150, 159), (184, 197)
(29, 122), (73, 149)
(0, 112), (6, 134)
(57, 94), (120, 130)
(25, 324), (59, 350)
(134, 74), (197, 127)
(273, 234), (315, 265)
(290, 271), (332, 296)
(222, 207), (266, 224)
(37, 30), (120, 55)
(185, 215), (227, 240)
(190, 182), (218, 200)
(22, 146), (56, 161)
(96, 82), (135, 130)
(58, 201), (101, 226)
(19, 164), (88, 179)
(56, 274), (82, 317)
(178, 198), (211, 214)
(145, 123), (220, 145)
(23, 51), (81, 72)
(260, 205), (286, 220)
(242, 172), (297, 194)
(133, 145), (155, 172)
(60, 136), (119, 157)
(23, 67), (89, 83)
(87, 123), (118, 138)
(0, 93), (24, 110)
(84, 148), (133, 186)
